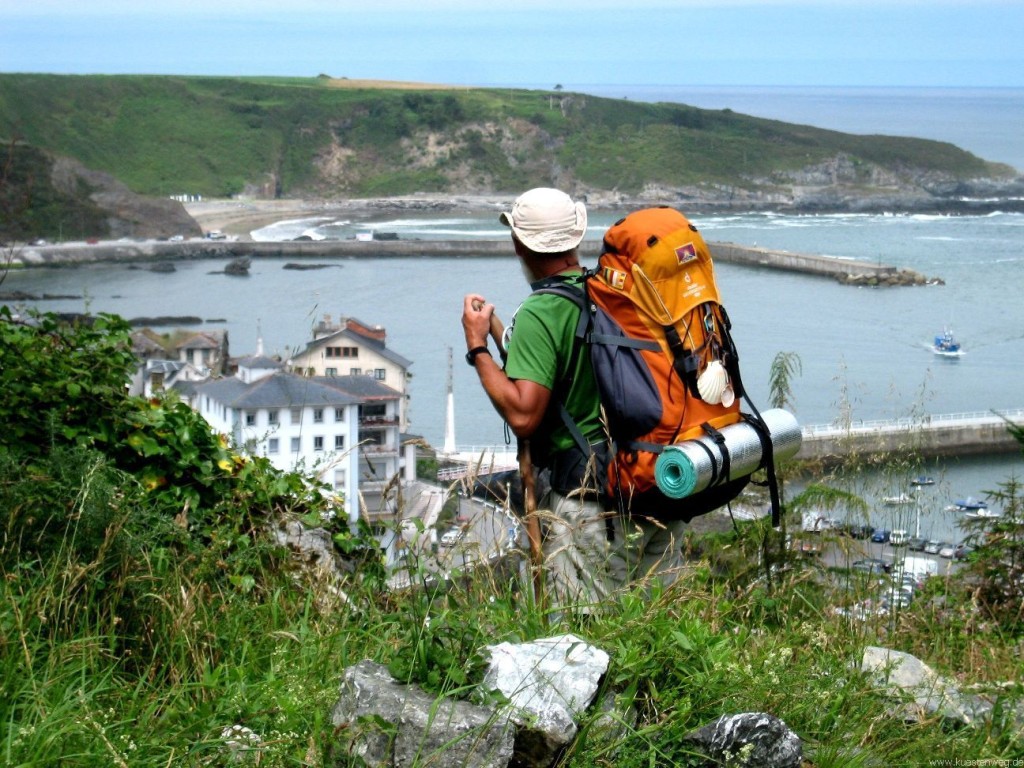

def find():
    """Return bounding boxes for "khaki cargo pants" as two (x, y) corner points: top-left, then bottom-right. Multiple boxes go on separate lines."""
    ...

(536, 488), (687, 614)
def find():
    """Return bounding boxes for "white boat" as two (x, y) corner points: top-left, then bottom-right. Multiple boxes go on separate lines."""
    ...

(933, 328), (965, 358)
(883, 493), (915, 506)
(964, 507), (1001, 520)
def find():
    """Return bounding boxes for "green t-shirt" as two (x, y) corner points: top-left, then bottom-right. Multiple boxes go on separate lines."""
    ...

(503, 275), (603, 463)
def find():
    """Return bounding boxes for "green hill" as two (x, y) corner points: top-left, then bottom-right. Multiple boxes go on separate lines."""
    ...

(1, 74), (1015, 205)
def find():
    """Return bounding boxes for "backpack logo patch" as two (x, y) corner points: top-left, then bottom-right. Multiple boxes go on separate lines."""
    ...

(675, 242), (698, 265)
(601, 266), (627, 290)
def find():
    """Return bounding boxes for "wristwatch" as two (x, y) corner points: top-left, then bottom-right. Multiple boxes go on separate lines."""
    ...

(465, 346), (491, 366)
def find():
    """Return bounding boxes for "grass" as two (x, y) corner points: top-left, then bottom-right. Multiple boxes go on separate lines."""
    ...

(1, 312), (1020, 766)
(3, 459), (1022, 766)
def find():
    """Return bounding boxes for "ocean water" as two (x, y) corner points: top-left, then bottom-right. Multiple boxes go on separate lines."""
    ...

(4, 86), (1022, 542)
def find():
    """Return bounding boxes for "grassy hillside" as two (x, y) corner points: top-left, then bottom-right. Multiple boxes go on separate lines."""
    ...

(0, 74), (1009, 201)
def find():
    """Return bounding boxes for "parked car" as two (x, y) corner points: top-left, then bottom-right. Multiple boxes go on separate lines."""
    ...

(953, 543), (973, 560)
(853, 558), (891, 574)
(889, 529), (909, 546)
(871, 529), (891, 543)
(439, 528), (465, 548)
(791, 538), (822, 556)
(907, 536), (927, 551)
(881, 587), (913, 610)
(892, 570), (919, 588)
(923, 539), (944, 555)
(938, 542), (957, 558)
(844, 524), (874, 539)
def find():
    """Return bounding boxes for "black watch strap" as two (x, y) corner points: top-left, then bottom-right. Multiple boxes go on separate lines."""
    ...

(465, 346), (491, 365)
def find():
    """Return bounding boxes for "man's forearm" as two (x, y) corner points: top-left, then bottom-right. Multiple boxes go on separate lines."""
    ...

(469, 352), (547, 438)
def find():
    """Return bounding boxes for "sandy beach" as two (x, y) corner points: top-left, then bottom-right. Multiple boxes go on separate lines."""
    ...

(184, 196), (513, 241)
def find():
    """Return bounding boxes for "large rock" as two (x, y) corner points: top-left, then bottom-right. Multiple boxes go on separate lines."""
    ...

(50, 155), (201, 239)
(685, 713), (802, 768)
(861, 646), (996, 728)
(329, 660), (515, 768)
(328, 638), (804, 768)
(481, 634), (609, 767)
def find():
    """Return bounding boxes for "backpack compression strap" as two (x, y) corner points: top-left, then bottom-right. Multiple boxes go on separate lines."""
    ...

(529, 277), (600, 463)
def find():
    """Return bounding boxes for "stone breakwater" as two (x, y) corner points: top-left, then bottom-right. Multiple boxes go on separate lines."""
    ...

(9, 238), (936, 286)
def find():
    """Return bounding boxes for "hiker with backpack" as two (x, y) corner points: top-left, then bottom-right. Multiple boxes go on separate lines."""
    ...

(461, 187), (687, 615)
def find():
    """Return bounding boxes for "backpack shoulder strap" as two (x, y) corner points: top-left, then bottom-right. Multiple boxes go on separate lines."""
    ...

(530, 274), (590, 343)
(529, 274), (597, 460)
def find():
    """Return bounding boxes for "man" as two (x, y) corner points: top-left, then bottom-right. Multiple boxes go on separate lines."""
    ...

(462, 187), (685, 614)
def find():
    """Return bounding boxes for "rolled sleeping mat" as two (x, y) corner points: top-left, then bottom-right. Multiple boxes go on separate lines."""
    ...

(654, 409), (802, 499)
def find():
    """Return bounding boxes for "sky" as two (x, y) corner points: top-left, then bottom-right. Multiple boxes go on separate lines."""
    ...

(1, 0), (1023, 88)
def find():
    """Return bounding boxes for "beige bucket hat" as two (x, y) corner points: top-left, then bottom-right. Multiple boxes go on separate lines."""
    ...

(498, 187), (587, 253)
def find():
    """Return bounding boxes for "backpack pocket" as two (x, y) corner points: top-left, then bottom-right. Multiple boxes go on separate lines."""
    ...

(589, 306), (661, 439)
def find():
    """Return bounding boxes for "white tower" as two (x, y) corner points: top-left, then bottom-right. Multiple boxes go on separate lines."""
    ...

(442, 347), (456, 455)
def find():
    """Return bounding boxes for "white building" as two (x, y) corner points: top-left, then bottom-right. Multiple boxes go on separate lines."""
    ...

(287, 315), (412, 432)
(130, 358), (208, 399)
(183, 355), (385, 527)
(130, 327), (230, 378)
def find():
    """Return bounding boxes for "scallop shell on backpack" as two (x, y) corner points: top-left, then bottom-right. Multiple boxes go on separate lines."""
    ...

(697, 360), (730, 404)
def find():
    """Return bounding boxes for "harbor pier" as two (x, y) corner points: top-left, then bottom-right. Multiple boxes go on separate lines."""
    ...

(797, 409), (1023, 463)
(440, 409), (1023, 479)
(11, 238), (932, 284)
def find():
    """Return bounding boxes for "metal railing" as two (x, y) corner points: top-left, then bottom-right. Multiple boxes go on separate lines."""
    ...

(801, 408), (1024, 439)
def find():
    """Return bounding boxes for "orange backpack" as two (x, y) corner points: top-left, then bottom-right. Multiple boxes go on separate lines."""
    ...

(541, 206), (780, 523)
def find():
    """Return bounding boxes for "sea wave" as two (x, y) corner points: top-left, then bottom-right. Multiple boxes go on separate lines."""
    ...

(251, 217), (333, 242)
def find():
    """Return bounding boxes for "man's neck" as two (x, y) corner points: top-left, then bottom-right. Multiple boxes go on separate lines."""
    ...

(533, 258), (581, 280)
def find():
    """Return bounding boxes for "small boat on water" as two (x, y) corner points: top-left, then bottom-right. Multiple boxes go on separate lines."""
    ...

(933, 328), (965, 358)
(909, 476), (935, 487)
(954, 497), (988, 511)
(964, 507), (1002, 521)
(883, 493), (915, 506)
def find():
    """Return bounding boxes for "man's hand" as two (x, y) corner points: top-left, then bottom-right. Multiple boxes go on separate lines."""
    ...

(460, 294), (549, 438)
(462, 293), (493, 350)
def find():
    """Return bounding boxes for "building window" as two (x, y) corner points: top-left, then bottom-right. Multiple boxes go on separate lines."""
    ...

(290, 437), (300, 453)
(151, 372), (165, 390)
(326, 346), (339, 358)
(268, 438), (279, 454)
(374, 368), (386, 380)
(334, 469), (346, 490)
(334, 407), (345, 421)
(314, 436), (324, 452)
(350, 368), (362, 376)
(342, 347), (358, 358)
(325, 367), (337, 376)
(186, 349), (195, 363)
(334, 435), (345, 450)
(268, 409), (279, 425)
(245, 411), (255, 426)
(313, 408), (324, 423)
(290, 407), (301, 424)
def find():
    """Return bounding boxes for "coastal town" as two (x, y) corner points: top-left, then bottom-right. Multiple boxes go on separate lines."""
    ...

(129, 311), (418, 534)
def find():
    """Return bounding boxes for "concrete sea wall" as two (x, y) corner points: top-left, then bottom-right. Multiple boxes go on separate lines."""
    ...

(10, 238), (933, 285)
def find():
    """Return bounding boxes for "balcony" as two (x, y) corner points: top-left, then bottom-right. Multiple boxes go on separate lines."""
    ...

(361, 444), (398, 457)
(360, 416), (400, 427)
